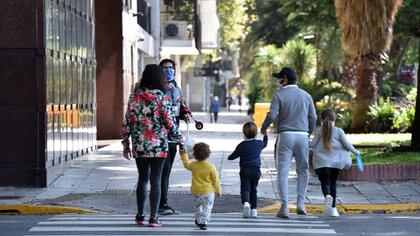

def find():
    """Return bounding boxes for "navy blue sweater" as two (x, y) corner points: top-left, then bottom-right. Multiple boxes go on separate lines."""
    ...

(228, 135), (268, 168)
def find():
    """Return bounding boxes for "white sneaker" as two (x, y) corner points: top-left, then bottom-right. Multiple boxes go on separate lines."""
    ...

(276, 204), (290, 218)
(251, 209), (258, 218)
(324, 195), (333, 215)
(331, 207), (339, 217)
(242, 202), (251, 218)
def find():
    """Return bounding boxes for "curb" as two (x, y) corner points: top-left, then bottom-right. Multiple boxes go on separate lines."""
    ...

(0, 204), (97, 215)
(259, 203), (420, 215)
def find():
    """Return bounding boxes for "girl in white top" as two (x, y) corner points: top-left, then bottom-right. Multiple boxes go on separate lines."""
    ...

(311, 109), (359, 217)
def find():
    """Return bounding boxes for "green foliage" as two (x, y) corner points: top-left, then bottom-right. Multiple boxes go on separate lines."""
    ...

(358, 148), (420, 164)
(282, 38), (316, 80)
(394, 0), (420, 37)
(250, 45), (283, 101)
(336, 110), (353, 132)
(393, 88), (417, 132)
(393, 106), (416, 132)
(404, 39), (420, 64)
(281, 0), (338, 29)
(368, 89), (417, 133)
(245, 73), (262, 113)
(218, 0), (255, 49)
(248, 0), (299, 46)
(368, 98), (396, 132)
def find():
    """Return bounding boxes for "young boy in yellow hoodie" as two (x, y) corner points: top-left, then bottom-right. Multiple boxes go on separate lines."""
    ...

(180, 142), (221, 230)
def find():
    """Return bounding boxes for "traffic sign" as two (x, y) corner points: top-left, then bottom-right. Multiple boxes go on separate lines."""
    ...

(193, 67), (219, 77)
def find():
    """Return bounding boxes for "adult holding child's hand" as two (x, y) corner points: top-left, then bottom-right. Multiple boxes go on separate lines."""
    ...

(261, 67), (317, 218)
(121, 64), (183, 227)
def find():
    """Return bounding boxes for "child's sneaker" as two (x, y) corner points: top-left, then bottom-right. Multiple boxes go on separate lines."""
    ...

(135, 214), (145, 226)
(200, 223), (207, 230)
(331, 207), (340, 217)
(242, 202), (251, 218)
(148, 217), (162, 227)
(324, 195), (333, 216)
(251, 209), (258, 218)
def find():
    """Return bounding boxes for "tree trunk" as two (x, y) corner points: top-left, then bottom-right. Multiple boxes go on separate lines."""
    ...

(395, 37), (412, 80)
(411, 46), (420, 150)
(350, 55), (380, 133)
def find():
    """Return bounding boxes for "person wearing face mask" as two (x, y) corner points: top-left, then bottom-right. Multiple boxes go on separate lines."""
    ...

(158, 59), (188, 215)
(261, 67), (317, 218)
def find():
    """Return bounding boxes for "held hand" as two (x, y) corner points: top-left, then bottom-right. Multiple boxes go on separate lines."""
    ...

(183, 114), (190, 123)
(179, 145), (187, 156)
(123, 148), (132, 160)
(261, 129), (267, 136)
(216, 193), (221, 198)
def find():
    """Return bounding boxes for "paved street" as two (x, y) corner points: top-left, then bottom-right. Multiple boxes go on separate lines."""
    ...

(1, 214), (420, 236)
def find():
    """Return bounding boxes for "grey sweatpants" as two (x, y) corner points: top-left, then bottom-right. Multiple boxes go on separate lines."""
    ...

(276, 133), (309, 207)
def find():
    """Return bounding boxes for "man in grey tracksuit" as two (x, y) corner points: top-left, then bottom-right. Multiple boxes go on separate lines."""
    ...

(261, 67), (317, 218)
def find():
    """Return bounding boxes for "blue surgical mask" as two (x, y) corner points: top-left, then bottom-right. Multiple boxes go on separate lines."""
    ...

(163, 68), (175, 81)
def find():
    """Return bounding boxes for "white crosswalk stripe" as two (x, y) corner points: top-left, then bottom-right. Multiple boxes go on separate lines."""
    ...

(26, 214), (336, 235)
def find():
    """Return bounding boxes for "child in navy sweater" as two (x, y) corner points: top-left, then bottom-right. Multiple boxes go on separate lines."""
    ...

(228, 122), (268, 218)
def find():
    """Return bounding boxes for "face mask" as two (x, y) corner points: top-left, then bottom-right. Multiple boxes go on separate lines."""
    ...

(163, 68), (175, 82)
(278, 78), (287, 87)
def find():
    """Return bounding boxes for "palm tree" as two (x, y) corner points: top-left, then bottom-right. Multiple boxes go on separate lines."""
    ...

(334, 0), (403, 132)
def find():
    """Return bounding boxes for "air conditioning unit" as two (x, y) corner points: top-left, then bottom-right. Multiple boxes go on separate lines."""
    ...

(163, 21), (191, 39)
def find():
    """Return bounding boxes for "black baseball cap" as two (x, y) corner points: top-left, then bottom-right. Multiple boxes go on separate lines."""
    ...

(272, 67), (297, 82)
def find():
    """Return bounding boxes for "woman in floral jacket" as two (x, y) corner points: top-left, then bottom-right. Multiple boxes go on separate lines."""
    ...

(121, 64), (183, 227)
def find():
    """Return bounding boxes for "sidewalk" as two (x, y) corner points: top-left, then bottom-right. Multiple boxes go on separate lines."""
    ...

(1, 112), (419, 214)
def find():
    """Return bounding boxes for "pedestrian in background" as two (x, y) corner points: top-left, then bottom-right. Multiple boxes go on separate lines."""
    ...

(179, 143), (221, 230)
(261, 67), (317, 218)
(311, 109), (360, 217)
(226, 94), (232, 111)
(158, 59), (189, 215)
(121, 64), (183, 227)
(210, 96), (221, 123)
(228, 122), (268, 218)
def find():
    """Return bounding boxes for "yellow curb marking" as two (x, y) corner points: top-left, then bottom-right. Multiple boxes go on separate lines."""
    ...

(0, 204), (97, 215)
(259, 202), (420, 214)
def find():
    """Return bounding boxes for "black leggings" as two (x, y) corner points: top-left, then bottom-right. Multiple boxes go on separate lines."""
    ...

(315, 168), (340, 207)
(160, 142), (177, 207)
(135, 158), (165, 218)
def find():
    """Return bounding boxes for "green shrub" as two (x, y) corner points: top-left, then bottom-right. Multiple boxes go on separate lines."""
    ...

(368, 98), (396, 132)
(392, 88), (417, 132)
(336, 110), (353, 132)
(393, 106), (415, 132)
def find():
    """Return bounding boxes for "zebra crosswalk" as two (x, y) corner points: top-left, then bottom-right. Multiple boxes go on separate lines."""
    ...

(26, 214), (336, 235)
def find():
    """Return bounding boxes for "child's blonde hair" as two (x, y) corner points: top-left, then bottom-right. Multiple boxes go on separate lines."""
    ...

(193, 142), (211, 161)
(243, 122), (258, 139)
(321, 109), (337, 152)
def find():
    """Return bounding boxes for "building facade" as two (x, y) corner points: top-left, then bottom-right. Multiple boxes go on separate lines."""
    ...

(96, 0), (160, 140)
(0, 0), (96, 187)
(0, 0), (215, 187)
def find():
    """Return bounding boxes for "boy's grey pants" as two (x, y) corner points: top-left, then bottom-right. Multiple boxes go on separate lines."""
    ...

(276, 133), (309, 207)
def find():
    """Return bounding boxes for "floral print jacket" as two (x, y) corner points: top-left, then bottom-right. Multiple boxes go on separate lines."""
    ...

(121, 88), (182, 158)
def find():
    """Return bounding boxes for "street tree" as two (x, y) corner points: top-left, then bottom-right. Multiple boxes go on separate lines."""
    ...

(335, 0), (403, 132)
